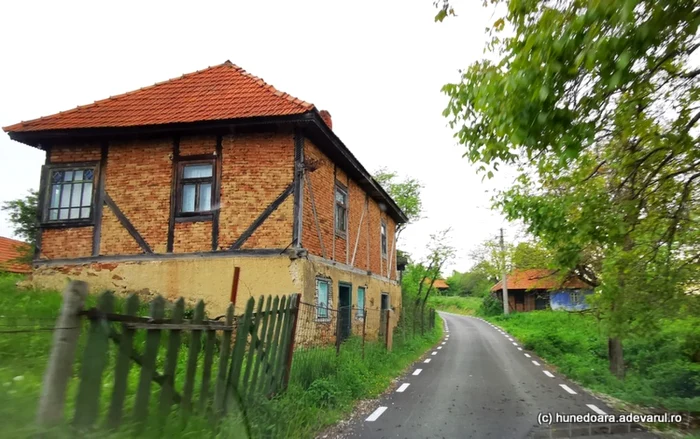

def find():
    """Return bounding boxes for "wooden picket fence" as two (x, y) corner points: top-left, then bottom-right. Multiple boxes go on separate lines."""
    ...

(37, 280), (300, 431)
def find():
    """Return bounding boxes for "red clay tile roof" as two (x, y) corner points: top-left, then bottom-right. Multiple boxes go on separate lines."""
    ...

(0, 236), (31, 274)
(425, 279), (449, 290)
(3, 61), (314, 133)
(491, 268), (591, 292)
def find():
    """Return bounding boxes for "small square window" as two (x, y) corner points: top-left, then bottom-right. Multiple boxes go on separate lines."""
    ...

(316, 279), (330, 320)
(178, 162), (214, 216)
(335, 185), (348, 235)
(45, 166), (95, 222)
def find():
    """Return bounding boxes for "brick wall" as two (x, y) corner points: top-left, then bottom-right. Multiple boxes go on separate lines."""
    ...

(41, 227), (93, 259)
(49, 143), (101, 162)
(106, 138), (172, 253)
(218, 132), (295, 250)
(302, 139), (398, 280)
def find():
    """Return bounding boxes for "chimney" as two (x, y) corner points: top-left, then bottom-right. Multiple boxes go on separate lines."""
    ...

(319, 110), (332, 130)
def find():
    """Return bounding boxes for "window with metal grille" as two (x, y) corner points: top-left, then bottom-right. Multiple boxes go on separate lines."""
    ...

(47, 168), (95, 221)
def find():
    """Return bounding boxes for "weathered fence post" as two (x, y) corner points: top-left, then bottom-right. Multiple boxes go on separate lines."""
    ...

(36, 280), (88, 427)
(335, 307), (342, 356)
(361, 309), (367, 360)
(385, 309), (393, 351)
(282, 294), (301, 390)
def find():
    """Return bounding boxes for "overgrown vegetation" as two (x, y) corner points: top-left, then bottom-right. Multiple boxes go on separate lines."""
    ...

(487, 310), (700, 413)
(428, 295), (482, 315)
(0, 273), (442, 438)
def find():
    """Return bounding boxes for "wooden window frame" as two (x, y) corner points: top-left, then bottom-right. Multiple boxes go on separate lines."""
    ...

(40, 161), (100, 228)
(334, 182), (348, 238)
(315, 277), (332, 322)
(175, 159), (217, 222)
(380, 219), (388, 258)
(356, 286), (366, 319)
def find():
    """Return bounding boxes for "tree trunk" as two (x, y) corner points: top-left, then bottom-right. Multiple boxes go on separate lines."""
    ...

(608, 337), (625, 379)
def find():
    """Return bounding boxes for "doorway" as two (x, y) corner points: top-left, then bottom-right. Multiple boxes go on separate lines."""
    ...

(338, 283), (352, 342)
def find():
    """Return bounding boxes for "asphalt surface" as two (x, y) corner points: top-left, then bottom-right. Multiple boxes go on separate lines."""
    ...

(338, 312), (657, 439)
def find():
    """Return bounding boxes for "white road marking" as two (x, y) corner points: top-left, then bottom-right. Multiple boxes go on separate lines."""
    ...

(437, 346), (442, 350)
(508, 337), (513, 341)
(524, 353), (531, 358)
(413, 369), (422, 376)
(431, 351), (437, 355)
(441, 342), (446, 345)
(366, 406), (388, 421)
(559, 384), (577, 395)
(543, 370), (555, 378)
(512, 342), (518, 346)
(587, 404), (607, 415)
(532, 360), (541, 366)
(396, 383), (410, 392)
(517, 347), (523, 351)
(424, 358), (431, 363)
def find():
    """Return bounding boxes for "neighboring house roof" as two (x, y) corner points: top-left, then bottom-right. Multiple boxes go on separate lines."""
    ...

(3, 61), (313, 132)
(425, 279), (449, 290)
(490, 268), (591, 292)
(0, 237), (31, 274)
(3, 61), (408, 224)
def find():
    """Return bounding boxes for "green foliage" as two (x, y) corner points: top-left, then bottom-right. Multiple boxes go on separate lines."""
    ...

(1, 190), (38, 246)
(478, 295), (504, 317)
(442, 0), (700, 359)
(428, 295), (483, 315)
(0, 276), (443, 438)
(487, 310), (700, 411)
(373, 168), (423, 227)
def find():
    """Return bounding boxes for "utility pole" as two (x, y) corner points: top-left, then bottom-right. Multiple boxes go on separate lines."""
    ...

(500, 228), (509, 315)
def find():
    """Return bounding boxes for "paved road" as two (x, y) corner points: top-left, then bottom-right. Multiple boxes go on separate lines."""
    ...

(338, 312), (657, 439)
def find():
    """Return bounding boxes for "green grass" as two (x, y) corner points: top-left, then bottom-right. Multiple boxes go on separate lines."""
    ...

(485, 310), (700, 413)
(429, 295), (483, 315)
(0, 273), (442, 438)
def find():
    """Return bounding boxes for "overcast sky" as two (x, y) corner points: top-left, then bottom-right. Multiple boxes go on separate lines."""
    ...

(0, 0), (522, 272)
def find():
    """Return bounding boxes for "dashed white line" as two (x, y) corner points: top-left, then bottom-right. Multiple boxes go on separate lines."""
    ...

(524, 353), (531, 358)
(366, 406), (388, 421)
(543, 370), (555, 378)
(512, 342), (518, 346)
(587, 404), (607, 415)
(441, 342), (446, 345)
(559, 384), (577, 395)
(396, 383), (410, 392)
(532, 360), (541, 366)
(507, 337), (513, 341)
(431, 351), (438, 356)
(413, 369), (422, 376)
(517, 347), (523, 351)
(437, 346), (442, 350)
(424, 358), (431, 363)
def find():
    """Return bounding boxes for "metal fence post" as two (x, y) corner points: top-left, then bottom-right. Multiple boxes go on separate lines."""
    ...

(37, 280), (88, 427)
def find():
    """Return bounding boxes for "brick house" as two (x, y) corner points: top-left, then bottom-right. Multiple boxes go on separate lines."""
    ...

(3, 61), (407, 338)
